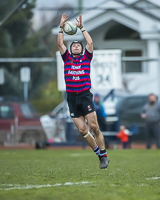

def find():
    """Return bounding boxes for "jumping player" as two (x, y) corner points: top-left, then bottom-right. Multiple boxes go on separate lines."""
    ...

(57, 14), (109, 169)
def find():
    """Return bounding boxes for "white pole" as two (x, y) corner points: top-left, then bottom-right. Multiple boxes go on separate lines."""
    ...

(24, 82), (28, 102)
(15, 116), (18, 145)
(147, 40), (159, 96)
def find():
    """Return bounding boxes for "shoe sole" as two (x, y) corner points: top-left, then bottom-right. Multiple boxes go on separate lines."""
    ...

(99, 159), (110, 169)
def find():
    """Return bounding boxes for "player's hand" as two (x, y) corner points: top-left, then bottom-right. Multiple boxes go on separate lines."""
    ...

(60, 14), (68, 27)
(75, 15), (83, 28)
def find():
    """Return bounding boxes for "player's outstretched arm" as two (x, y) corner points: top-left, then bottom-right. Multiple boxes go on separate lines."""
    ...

(76, 15), (93, 53)
(57, 14), (67, 54)
(83, 30), (93, 53)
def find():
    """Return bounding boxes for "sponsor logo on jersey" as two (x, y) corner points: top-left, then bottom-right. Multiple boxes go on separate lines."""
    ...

(88, 105), (92, 111)
(71, 65), (81, 69)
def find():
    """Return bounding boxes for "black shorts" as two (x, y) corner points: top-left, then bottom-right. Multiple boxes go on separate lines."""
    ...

(67, 90), (95, 118)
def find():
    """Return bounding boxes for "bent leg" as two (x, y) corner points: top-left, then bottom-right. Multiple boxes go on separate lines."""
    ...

(73, 114), (109, 169)
(72, 116), (97, 149)
(85, 111), (106, 150)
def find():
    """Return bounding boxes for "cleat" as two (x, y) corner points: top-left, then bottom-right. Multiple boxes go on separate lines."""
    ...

(99, 156), (109, 169)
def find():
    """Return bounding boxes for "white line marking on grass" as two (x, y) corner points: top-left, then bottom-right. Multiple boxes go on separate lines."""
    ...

(110, 184), (149, 187)
(146, 177), (160, 180)
(64, 182), (74, 185)
(0, 181), (92, 191)
(54, 183), (62, 186)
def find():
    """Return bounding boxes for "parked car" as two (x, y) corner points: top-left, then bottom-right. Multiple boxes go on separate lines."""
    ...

(102, 92), (127, 131)
(40, 101), (68, 142)
(40, 101), (79, 143)
(102, 93), (148, 142)
(117, 95), (148, 140)
(40, 92), (148, 143)
(0, 101), (46, 144)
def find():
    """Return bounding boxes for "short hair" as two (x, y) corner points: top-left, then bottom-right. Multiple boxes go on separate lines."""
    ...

(70, 41), (83, 55)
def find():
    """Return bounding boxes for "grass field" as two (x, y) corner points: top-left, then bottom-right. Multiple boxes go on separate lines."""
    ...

(0, 148), (160, 200)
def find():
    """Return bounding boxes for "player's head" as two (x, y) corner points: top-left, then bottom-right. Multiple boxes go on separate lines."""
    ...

(70, 41), (83, 56)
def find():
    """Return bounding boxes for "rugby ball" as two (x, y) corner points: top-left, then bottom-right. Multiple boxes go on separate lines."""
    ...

(63, 21), (77, 35)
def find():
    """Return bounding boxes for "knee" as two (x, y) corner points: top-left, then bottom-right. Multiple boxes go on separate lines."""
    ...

(78, 127), (88, 136)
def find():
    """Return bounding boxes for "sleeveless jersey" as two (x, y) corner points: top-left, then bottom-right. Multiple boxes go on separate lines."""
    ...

(61, 48), (93, 93)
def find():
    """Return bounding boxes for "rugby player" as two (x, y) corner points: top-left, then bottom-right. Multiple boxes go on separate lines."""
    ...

(57, 14), (109, 169)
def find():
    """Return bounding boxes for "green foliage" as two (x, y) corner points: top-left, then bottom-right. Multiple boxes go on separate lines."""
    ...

(0, 0), (57, 102)
(0, 29), (13, 57)
(14, 34), (46, 57)
(31, 80), (62, 114)
(0, 149), (160, 200)
(0, 0), (35, 50)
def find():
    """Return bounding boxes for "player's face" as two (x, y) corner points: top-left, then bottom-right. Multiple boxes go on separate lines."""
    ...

(71, 43), (82, 54)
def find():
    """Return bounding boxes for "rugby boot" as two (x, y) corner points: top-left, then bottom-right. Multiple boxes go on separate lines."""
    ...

(99, 156), (109, 169)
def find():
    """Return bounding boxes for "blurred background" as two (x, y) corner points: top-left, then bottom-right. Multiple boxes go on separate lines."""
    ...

(0, 0), (160, 147)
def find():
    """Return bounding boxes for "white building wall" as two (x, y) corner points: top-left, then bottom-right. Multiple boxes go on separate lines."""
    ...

(86, 29), (160, 96)
(53, 0), (160, 96)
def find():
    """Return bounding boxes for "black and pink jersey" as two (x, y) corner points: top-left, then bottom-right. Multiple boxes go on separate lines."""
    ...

(61, 48), (93, 93)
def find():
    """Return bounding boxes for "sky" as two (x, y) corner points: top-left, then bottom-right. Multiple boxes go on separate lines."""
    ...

(32, 0), (106, 29)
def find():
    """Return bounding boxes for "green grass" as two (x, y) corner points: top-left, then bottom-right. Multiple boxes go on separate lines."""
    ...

(0, 148), (160, 200)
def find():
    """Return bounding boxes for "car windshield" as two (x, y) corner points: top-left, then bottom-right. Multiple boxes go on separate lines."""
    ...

(0, 105), (14, 119)
(103, 95), (124, 106)
(119, 96), (148, 111)
(20, 103), (39, 118)
(50, 101), (70, 118)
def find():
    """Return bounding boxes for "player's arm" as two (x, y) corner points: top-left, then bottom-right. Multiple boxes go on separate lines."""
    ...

(57, 14), (68, 54)
(75, 15), (93, 53)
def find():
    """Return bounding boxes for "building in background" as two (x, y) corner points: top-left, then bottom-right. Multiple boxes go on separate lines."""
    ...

(52, 0), (160, 98)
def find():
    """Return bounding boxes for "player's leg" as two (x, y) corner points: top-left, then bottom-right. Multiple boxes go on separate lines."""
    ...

(72, 116), (106, 161)
(67, 93), (99, 150)
(72, 116), (97, 149)
(85, 111), (109, 169)
(67, 93), (98, 149)
(85, 111), (105, 149)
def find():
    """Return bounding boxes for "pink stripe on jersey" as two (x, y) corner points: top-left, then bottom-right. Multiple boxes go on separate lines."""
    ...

(61, 48), (93, 93)
(67, 83), (91, 87)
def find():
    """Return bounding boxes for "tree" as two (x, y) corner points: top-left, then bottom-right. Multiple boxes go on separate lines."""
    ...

(0, 0), (56, 102)
(0, 1), (75, 112)
(0, 0), (35, 53)
(31, 80), (62, 114)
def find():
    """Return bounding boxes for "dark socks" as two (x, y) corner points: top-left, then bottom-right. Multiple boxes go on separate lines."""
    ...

(100, 149), (107, 157)
(93, 146), (107, 161)
(93, 146), (100, 156)
(98, 149), (107, 161)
